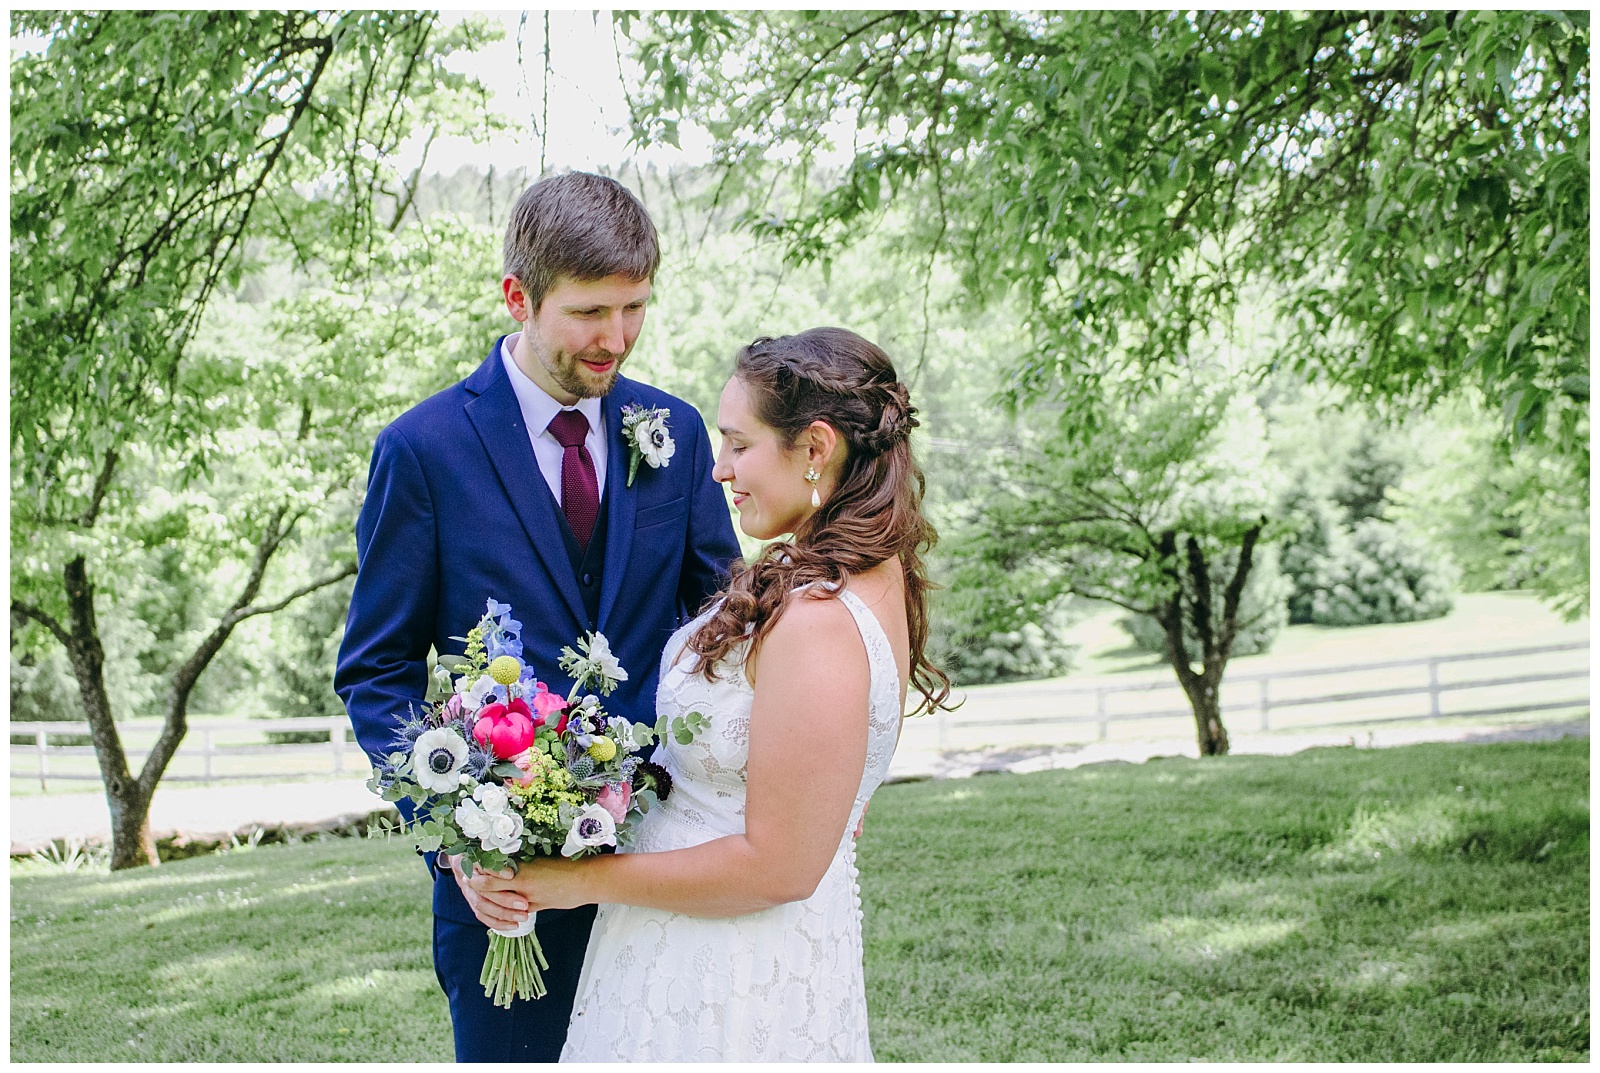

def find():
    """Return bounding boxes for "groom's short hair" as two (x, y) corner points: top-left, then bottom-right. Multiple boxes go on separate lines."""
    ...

(503, 171), (660, 311)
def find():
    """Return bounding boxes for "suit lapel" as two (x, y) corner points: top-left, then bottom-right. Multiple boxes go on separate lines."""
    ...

(463, 342), (587, 627)
(596, 383), (639, 632)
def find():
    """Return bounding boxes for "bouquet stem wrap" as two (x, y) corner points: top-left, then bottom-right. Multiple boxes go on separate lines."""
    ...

(483, 913), (548, 1007)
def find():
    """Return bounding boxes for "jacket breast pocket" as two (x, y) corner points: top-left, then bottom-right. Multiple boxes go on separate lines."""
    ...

(635, 496), (687, 531)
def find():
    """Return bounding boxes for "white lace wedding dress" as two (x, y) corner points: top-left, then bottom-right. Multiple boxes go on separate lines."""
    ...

(560, 588), (902, 1062)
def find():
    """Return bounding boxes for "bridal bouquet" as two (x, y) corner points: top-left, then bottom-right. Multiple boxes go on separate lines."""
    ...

(367, 598), (705, 1006)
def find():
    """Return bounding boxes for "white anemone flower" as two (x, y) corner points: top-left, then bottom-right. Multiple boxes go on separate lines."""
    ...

(637, 414), (675, 469)
(562, 803), (618, 857)
(455, 675), (498, 713)
(412, 727), (469, 793)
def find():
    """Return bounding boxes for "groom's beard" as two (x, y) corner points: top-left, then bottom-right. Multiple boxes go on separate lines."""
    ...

(550, 347), (626, 399)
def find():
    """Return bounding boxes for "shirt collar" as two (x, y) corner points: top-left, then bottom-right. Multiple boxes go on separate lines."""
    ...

(501, 333), (604, 436)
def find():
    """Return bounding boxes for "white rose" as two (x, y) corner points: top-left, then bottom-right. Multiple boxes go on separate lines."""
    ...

(638, 415), (675, 469)
(412, 727), (469, 794)
(473, 783), (510, 814)
(562, 804), (618, 857)
(454, 798), (492, 840)
(486, 809), (525, 854)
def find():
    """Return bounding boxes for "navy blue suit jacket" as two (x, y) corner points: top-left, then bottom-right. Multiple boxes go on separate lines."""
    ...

(335, 337), (741, 924)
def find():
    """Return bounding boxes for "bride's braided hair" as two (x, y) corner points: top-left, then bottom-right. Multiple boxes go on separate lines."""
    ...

(686, 327), (952, 716)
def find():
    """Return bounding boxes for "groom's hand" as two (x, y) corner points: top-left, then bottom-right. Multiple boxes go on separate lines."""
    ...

(444, 854), (530, 931)
(853, 800), (870, 839)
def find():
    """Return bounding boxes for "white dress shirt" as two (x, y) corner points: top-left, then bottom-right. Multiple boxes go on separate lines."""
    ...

(500, 333), (608, 506)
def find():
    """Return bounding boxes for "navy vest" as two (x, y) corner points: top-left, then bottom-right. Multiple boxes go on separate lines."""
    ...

(540, 478), (608, 630)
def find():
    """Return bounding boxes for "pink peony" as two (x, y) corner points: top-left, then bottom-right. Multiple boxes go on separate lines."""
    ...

(596, 780), (632, 825)
(529, 681), (569, 734)
(473, 698), (535, 759)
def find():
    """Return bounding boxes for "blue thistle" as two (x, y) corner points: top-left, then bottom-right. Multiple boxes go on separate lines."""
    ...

(464, 741), (495, 781)
(387, 705), (433, 753)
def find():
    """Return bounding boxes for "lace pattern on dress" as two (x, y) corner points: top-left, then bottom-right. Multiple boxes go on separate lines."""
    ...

(561, 588), (902, 1062)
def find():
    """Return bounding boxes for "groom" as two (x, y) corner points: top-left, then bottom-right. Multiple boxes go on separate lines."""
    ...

(335, 171), (741, 1061)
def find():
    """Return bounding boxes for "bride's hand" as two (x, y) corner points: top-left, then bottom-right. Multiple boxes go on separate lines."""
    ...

(467, 856), (592, 915)
(446, 855), (533, 930)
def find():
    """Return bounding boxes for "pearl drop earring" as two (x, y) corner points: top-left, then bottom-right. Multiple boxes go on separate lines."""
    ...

(804, 465), (821, 508)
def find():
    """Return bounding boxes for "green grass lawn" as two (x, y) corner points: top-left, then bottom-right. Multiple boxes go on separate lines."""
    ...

(11, 739), (1588, 1061)
(1066, 590), (1584, 679)
(10, 838), (446, 1061)
(861, 738), (1589, 1061)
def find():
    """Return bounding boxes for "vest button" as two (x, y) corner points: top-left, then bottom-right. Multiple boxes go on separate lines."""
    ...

(582, 573), (593, 586)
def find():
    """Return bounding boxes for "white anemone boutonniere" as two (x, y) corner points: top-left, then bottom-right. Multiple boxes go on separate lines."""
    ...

(619, 404), (675, 487)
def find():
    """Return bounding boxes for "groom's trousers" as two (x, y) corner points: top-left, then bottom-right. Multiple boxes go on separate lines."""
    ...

(433, 903), (599, 1062)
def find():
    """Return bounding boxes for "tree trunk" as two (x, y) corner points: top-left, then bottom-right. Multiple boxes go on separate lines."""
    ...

(108, 787), (161, 870)
(1179, 670), (1231, 756)
(1157, 597), (1232, 757)
(59, 555), (163, 868)
(1152, 524), (1266, 759)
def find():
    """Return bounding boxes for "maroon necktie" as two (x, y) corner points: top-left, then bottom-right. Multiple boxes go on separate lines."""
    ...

(548, 409), (599, 550)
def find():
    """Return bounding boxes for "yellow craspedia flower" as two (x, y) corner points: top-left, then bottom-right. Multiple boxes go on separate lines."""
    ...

(488, 656), (522, 686)
(587, 737), (618, 763)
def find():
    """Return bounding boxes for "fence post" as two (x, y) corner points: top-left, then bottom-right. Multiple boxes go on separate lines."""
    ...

(1096, 689), (1109, 741)
(1428, 658), (1442, 718)
(332, 722), (346, 774)
(202, 728), (214, 782)
(1258, 678), (1271, 732)
(36, 729), (48, 792)
(937, 708), (948, 751)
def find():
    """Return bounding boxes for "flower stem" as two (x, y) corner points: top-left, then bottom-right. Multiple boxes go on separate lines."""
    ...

(481, 932), (549, 1007)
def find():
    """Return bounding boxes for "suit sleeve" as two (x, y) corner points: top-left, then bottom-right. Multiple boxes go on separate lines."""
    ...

(334, 424), (440, 768)
(677, 407), (743, 617)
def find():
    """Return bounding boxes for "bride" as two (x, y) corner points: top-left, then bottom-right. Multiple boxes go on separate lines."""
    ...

(466, 326), (951, 1061)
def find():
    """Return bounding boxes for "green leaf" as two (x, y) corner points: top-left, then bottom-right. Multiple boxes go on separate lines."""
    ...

(415, 821), (445, 853)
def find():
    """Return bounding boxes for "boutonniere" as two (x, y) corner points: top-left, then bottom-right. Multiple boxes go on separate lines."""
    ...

(619, 404), (675, 487)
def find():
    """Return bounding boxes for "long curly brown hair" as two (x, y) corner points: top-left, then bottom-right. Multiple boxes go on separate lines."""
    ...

(686, 327), (953, 716)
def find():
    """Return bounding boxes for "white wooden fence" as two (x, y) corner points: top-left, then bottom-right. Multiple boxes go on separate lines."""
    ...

(11, 641), (1589, 788)
(934, 640), (1590, 748)
(11, 716), (352, 791)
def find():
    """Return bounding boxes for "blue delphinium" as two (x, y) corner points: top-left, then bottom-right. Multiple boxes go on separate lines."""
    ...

(483, 599), (525, 661)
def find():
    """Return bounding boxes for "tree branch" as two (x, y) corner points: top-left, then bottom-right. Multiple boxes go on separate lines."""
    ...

(141, 545), (356, 798)
(1185, 534), (1216, 661)
(223, 559), (358, 630)
(389, 126), (436, 232)
(1217, 519), (1263, 655)
(11, 599), (71, 650)
(77, 446), (120, 528)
